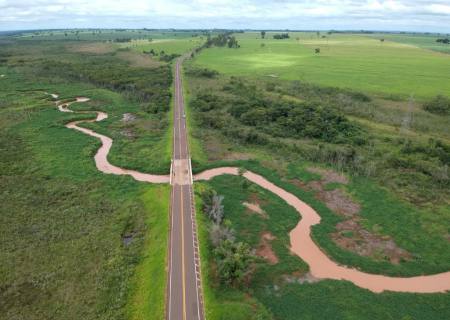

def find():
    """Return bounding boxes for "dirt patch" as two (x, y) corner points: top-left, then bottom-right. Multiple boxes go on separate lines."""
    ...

(307, 167), (348, 185)
(332, 225), (411, 264)
(115, 51), (163, 68)
(122, 113), (137, 123)
(256, 232), (278, 264)
(67, 43), (115, 54)
(243, 193), (268, 219)
(318, 188), (360, 218)
(243, 201), (267, 217)
(291, 167), (410, 264)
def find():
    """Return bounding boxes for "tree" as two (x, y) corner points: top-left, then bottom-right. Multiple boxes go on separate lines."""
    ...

(203, 191), (225, 224)
(214, 239), (255, 286)
(315, 48), (321, 54)
(261, 31), (266, 39)
(210, 222), (234, 247)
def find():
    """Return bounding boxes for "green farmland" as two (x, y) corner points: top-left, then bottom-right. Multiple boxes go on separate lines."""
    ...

(192, 32), (450, 98)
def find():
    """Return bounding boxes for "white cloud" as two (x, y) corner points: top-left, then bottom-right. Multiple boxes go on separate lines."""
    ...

(0, 0), (449, 32)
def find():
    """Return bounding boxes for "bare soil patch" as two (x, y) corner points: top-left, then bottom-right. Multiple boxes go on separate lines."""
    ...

(115, 51), (163, 68)
(66, 43), (115, 54)
(293, 166), (410, 264)
(122, 113), (137, 123)
(243, 193), (268, 219)
(307, 167), (348, 184)
(256, 232), (278, 264)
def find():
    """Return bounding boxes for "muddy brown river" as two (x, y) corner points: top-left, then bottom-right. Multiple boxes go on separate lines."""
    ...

(55, 96), (450, 294)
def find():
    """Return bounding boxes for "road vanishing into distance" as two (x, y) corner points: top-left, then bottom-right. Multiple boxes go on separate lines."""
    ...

(167, 57), (205, 320)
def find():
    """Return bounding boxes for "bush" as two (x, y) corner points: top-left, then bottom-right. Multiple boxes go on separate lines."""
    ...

(423, 95), (450, 115)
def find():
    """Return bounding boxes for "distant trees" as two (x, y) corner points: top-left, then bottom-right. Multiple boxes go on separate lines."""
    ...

(205, 33), (240, 48)
(423, 95), (450, 115)
(261, 31), (266, 39)
(273, 33), (289, 39)
(436, 38), (449, 44)
(114, 38), (132, 43)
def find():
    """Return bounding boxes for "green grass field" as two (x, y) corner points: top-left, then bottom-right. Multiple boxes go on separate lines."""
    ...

(124, 37), (204, 55)
(192, 32), (450, 98)
(368, 33), (450, 54)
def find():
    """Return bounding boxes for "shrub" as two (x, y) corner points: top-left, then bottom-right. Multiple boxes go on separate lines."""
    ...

(423, 95), (450, 115)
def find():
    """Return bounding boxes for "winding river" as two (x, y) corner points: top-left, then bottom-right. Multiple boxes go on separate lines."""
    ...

(53, 95), (450, 294)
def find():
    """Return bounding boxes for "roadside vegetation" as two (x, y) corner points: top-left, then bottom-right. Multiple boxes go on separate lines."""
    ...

(186, 31), (450, 319)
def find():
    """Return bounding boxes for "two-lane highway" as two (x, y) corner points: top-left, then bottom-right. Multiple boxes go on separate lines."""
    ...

(167, 57), (204, 320)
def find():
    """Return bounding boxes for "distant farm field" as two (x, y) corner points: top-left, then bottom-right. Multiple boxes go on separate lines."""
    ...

(193, 32), (450, 98)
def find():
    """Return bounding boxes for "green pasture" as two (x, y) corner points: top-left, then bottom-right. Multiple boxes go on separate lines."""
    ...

(123, 37), (204, 55)
(193, 32), (450, 98)
(367, 33), (450, 54)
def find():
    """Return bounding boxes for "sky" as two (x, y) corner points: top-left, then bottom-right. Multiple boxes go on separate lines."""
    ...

(1, 0), (450, 33)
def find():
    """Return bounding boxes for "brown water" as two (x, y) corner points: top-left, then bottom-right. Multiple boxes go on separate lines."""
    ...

(194, 167), (450, 293)
(55, 97), (169, 184)
(54, 96), (450, 293)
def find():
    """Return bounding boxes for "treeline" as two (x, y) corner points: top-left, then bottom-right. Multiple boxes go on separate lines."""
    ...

(273, 33), (290, 39)
(436, 38), (449, 44)
(205, 32), (240, 48)
(39, 56), (172, 113)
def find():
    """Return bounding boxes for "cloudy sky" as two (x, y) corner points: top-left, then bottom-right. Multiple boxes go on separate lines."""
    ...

(1, 0), (450, 32)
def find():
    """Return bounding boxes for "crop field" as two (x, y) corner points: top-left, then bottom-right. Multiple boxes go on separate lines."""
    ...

(192, 32), (450, 98)
(0, 32), (180, 319)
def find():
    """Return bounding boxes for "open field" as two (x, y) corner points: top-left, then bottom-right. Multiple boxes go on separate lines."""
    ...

(123, 37), (204, 55)
(367, 33), (450, 54)
(192, 32), (450, 98)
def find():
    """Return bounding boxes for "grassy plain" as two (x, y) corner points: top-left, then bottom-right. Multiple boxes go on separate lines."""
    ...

(192, 32), (450, 98)
(367, 33), (450, 54)
(0, 32), (182, 319)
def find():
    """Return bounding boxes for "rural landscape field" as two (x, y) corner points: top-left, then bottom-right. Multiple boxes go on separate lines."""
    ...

(1, 1), (450, 320)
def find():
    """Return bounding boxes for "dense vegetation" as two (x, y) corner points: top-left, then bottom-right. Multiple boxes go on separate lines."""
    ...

(191, 78), (363, 144)
(273, 33), (290, 39)
(39, 57), (172, 114)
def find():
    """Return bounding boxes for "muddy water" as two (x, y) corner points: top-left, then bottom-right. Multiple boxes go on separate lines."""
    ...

(55, 97), (169, 184)
(194, 167), (450, 293)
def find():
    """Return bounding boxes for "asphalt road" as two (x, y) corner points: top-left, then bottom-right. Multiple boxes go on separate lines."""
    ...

(167, 57), (204, 320)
